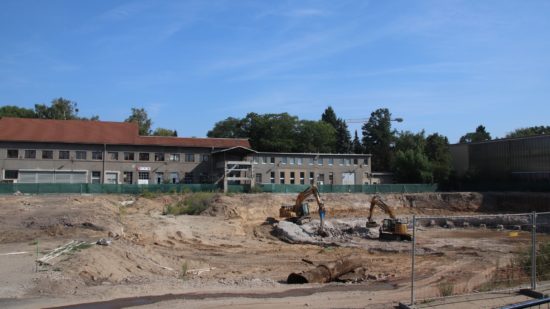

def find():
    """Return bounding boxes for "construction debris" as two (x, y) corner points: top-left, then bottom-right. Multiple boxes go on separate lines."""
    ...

(96, 238), (112, 246)
(287, 257), (364, 284)
(37, 240), (93, 266)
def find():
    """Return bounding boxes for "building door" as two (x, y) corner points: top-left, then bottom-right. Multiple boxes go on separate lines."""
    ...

(342, 172), (355, 185)
(255, 173), (262, 184)
(155, 172), (164, 184)
(105, 172), (118, 184)
(170, 172), (179, 184)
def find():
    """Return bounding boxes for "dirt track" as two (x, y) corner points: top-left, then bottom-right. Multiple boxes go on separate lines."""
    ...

(0, 192), (548, 308)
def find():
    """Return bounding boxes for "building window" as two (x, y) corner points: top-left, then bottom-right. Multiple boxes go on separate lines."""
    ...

(138, 172), (149, 181)
(124, 152), (135, 161)
(364, 158), (369, 165)
(170, 172), (179, 184)
(318, 173), (325, 184)
(270, 172), (275, 183)
(260, 156), (265, 164)
(297, 158), (302, 165)
(7, 149), (18, 159)
(255, 173), (262, 184)
(253, 156), (258, 164)
(279, 171), (285, 184)
(328, 158), (334, 165)
(289, 157), (295, 165)
(170, 153), (180, 161)
(299, 172), (305, 184)
(24, 150), (36, 159)
(308, 158), (314, 165)
(290, 172), (295, 184)
(92, 151), (103, 160)
(75, 151), (86, 160)
(91, 171), (101, 184)
(42, 150), (53, 159)
(353, 158), (358, 165)
(270, 157), (275, 164)
(59, 151), (70, 160)
(281, 157), (287, 164)
(123, 172), (133, 184)
(154, 153), (165, 162)
(318, 158), (323, 165)
(185, 153), (195, 162)
(4, 170), (18, 179)
(184, 172), (193, 183)
(309, 172), (314, 185)
(108, 152), (119, 160)
(345, 158), (351, 166)
(329, 172), (334, 184)
(340, 158), (345, 165)
(202, 154), (209, 162)
(139, 153), (149, 161)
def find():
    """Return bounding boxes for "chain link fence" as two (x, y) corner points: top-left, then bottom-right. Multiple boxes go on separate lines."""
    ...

(404, 211), (550, 307)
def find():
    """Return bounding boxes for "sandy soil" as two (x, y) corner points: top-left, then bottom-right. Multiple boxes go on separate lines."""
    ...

(0, 192), (547, 309)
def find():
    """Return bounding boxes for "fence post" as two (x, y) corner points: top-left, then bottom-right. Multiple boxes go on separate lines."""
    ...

(531, 211), (537, 290)
(411, 215), (416, 306)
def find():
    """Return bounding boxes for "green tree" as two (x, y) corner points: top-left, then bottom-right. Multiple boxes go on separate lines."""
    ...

(125, 108), (152, 136)
(394, 130), (426, 153)
(152, 128), (178, 136)
(241, 112), (299, 152)
(34, 97), (80, 120)
(506, 126), (550, 138)
(296, 120), (336, 153)
(426, 133), (452, 183)
(207, 117), (246, 138)
(321, 106), (338, 128)
(352, 130), (364, 154)
(459, 125), (491, 143)
(0, 105), (36, 118)
(394, 149), (432, 183)
(362, 108), (396, 171)
(335, 119), (351, 153)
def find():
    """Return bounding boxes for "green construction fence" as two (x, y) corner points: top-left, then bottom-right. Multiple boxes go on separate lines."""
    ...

(0, 183), (438, 195)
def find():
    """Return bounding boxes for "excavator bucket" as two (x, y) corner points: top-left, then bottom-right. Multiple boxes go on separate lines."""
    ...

(366, 221), (379, 228)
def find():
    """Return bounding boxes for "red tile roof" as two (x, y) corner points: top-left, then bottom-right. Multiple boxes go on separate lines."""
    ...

(0, 117), (250, 149)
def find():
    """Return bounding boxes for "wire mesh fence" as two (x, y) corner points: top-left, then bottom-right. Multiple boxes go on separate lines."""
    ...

(408, 212), (546, 306)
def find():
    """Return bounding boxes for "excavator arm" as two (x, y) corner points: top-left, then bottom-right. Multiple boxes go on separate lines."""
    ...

(367, 195), (396, 223)
(280, 185), (326, 233)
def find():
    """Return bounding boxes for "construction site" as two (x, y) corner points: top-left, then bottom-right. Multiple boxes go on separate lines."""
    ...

(0, 190), (549, 308)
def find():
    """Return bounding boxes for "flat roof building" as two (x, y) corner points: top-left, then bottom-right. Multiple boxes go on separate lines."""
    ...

(0, 117), (372, 188)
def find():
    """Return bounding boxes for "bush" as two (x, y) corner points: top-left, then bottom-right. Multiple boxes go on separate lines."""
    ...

(437, 282), (454, 297)
(518, 240), (550, 281)
(164, 192), (216, 216)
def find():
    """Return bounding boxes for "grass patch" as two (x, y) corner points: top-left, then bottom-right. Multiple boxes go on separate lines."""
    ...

(164, 192), (216, 216)
(140, 189), (161, 199)
(180, 261), (188, 280)
(437, 282), (454, 297)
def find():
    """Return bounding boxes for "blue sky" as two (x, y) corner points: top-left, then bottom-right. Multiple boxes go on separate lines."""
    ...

(1, 0), (549, 143)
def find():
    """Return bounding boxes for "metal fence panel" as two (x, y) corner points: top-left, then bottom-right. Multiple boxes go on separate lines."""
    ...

(535, 212), (550, 289)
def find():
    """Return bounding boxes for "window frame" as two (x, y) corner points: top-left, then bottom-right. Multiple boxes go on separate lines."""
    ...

(124, 152), (135, 161)
(154, 152), (165, 162)
(24, 150), (36, 159)
(7, 149), (18, 159)
(41, 150), (53, 160)
(139, 152), (150, 161)
(58, 150), (70, 160)
(75, 151), (87, 160)
(92, 151), (103, 160)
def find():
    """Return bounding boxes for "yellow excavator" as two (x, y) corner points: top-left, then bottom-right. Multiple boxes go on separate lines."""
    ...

(366, 195), (412, 241)
(279, 185), (327, 235)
